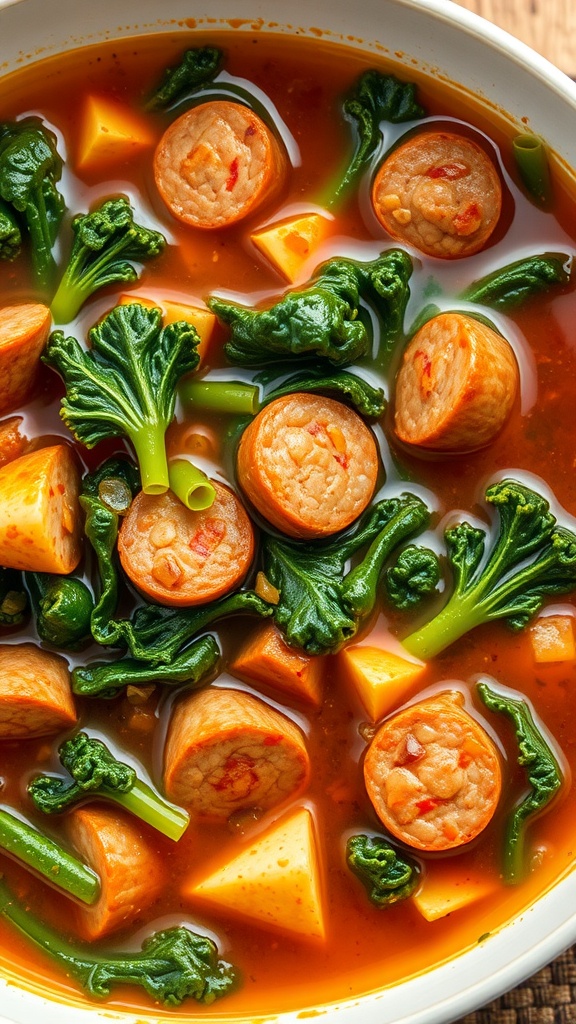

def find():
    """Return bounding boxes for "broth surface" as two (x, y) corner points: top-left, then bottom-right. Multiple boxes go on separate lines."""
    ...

(0, 29), (576, 1017)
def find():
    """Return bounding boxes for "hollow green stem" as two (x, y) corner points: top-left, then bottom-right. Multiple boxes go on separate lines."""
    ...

(513, 133), (552, 207)
(113, 781), (190, 842)
(168, 459), (216, 511)
(0, 808), (100, 904)
(179, 378), (260, 416)
(131, 423), (170, 495)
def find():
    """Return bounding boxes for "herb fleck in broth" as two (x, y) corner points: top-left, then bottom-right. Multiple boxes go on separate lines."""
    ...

(0, 28), (575, 1017)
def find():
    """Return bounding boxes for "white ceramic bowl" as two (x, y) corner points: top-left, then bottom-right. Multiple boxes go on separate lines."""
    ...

(1, 1), (576, 1022)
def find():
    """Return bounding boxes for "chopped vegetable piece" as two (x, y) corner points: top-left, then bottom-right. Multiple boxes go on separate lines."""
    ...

(0, 876), (236, 1005)
(0, 443), (82, 574)
(44, 302), (200, 495)
(0, 568), (28, 626)
(50, 197), (166, 323)
(164, 687), (310, 818)
(412, 862), (498, 921)
(263, 493), (430, 655)
(26, 572), (94, 649)
(188, 807), (325, 940)
(0, 641), (76, 739)
(76, 94), (155, 171)
(0, 197), (21, 260)
(346, 834), (419, 907)
(0, 302), (52, 414)
(0, 807), (99, 904)
(145, 46), (223, 112)
(477, 679), (564, 884)
(339, 644), (426, 720)
(529, 614), (576, 664)
(251, 212), (332, 282)
(29, 731), (190, 842)
(0, 117), (65, 289)
(229, 620), (324, 707)
(384, 545), (441, 610)
(263, 367), (386, 419)
(402, 480), (576, 660)
(72, 634), (220, 699)
(168, 459), (216, 511)
(512, 133), (552, 207)
(460, 253), (571, 310)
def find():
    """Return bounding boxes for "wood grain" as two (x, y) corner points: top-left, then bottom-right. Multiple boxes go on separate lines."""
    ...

(449, 0), (576, 76)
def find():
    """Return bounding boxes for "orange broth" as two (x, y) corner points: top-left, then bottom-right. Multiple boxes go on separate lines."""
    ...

(1, 29), (576, 1017)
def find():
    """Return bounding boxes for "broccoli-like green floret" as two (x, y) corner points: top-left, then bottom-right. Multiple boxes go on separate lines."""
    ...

(44, 302), (200, 495)
(384, 544), (441, 610)
(346, 834), (419, 907)
(0, 877), (237, 1006)
(50, 197), (166, 323)
(26, 572), (94, 649)
(263, 493), (431, 655)
(402, 479), (576, 660)
(28, 732), (189, 841)
(0, 117), (64, 289)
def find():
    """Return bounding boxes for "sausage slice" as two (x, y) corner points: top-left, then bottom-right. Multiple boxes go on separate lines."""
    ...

(236, 393), (379, 539)
(394, 312), (519, 452)
(154, 100), (287, 229)
(0, 642), (77, 739)
(164, 687), (310, 819)
(372, 131), (502, 258)
(363, 691), (502, 851)
(67, 805), (164, 940)
(118, 481), (254, 607)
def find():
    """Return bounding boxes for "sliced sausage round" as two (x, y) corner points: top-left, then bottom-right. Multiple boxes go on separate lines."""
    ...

(0, 642), (77, 739)
(394, 312), (519, 452)
(164, 686), (310, 820)
(67, 804), (164, 940)
(372, 131), (502, 258)
(236, 393), (379, 539)
(118, 481), (255, 607)
(363, 691), (502, 851)
(154, 100), (287, 229)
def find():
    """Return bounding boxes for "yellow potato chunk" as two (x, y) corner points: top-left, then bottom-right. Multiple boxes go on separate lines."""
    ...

(412, 862), (498, 922)
(118, 294), (215, 365)
(76, 94), (155, 172)
(187, 807), (326, 940)
(339, 644), (426, 720)
(251, 213), (331, 282)
(0, 444), (82, 573)
(229, 621), (324, 707)
(530, 614), (576, 664)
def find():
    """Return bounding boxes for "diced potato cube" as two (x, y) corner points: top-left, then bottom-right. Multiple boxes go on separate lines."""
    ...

(76, 94), (155, 172)
(229, 621), (324, 707)
(186, 807), (326, 940)
(118, 294), (215, 365)
(251, 213), (331, 282)
(339, 644), (426, 720)
(412, 864), (497, 922)
(530, 614), (576, 664)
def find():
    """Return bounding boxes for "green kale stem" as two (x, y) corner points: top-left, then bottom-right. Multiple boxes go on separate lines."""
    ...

(130, 419), (171, 495)
(0, 808), (99, 904)
(512, 133), (552, 207)
(179, 378), (260, 416)
(72, 635), (220, 699)
(112, 778), (189, 841)
(168, 459), (216, 511)
(0, 876), (237, 1006)
(477, 679), (563, 884)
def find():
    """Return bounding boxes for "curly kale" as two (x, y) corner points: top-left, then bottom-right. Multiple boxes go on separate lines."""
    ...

(346, 834), (419, 907)
(50, 196), (166, 322)
(44, 302), (200, 494)
(72, 634), (220, 699)
(460, 253), (571, 311)
(210, 248), (412, 368)
(402, 479), (576, 660)
(0, 117), (65, 288)
(28, 731), (189, 841)
(384, 545), (441, 610)
(145, 46), (224, 111)
(0, 877), (236, 1006)
(262, 493), (431, 655)
(0, 197), (21, 260)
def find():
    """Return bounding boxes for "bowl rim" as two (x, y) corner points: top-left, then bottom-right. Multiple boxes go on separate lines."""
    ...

(0, 1), (575, 1022)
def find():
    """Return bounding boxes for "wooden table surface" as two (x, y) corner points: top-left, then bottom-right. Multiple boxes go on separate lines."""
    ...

(448, 0), (576, 76)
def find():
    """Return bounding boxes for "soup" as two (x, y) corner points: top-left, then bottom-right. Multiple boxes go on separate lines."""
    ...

(0, 26), (576, 1019)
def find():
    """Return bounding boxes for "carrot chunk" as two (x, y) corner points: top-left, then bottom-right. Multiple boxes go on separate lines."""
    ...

(76, 94), (155, 172)
(0, 303), (51, 415)
(229, 621), (324, 707)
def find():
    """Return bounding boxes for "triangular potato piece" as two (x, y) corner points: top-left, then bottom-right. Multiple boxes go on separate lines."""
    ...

(187, 807), (326, 940)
